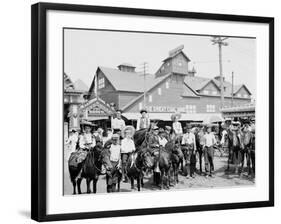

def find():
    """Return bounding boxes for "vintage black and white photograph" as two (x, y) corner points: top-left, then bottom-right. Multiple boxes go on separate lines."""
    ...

(63, 28), (256, 195)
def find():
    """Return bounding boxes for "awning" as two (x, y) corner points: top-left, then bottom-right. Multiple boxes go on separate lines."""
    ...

(122, 112), (223, 122)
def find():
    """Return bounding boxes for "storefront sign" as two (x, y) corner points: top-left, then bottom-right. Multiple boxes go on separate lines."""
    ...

(147, 106), (186, 113)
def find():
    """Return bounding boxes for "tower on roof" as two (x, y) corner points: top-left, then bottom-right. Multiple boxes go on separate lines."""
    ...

(188, 66), (197, 77)
(117, 63), (136, 72)
(155, 45), (191, 77)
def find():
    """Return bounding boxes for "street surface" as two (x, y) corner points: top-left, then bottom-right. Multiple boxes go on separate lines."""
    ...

(63, 146), (255, 195)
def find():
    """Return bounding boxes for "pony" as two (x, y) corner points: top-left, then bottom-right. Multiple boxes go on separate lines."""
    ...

(165, 140), (184, 185)
(126, 148), (154, 191)
(68, 144), (104, 194)
(101, 147), (123, 193)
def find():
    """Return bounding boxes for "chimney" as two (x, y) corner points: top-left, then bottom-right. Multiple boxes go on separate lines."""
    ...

(117, 63), (136, 72)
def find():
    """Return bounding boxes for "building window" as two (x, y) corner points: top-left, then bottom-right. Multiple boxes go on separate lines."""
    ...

(243, 94), (248, 98)
(166, 81), (169, 89)
(206, 105), (215, 112)
(139, 102), (142, 110)
(167, 62), (170, 66)
(178, 62), (182, 66)
(186, 105), (196, 113)
(203, 90), (209, 95)
(158, 88), (162, 95)
(98, 78), (105, 89)
(237, 93), (242, 97)
(212, 90), (217, 95)
(148, 95), (152, 102)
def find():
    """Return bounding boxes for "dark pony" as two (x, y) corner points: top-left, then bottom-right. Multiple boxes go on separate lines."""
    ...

(165, 140), (183, 185)
(157, 145), (172, 189)
(126, 148), (154, 191)
(68, 144), (104, 194)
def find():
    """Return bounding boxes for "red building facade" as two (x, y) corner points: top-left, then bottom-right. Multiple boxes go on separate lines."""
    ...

(88, 46), (252, 122)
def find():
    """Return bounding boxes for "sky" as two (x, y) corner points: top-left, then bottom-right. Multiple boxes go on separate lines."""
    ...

(64, 29), (256, 98)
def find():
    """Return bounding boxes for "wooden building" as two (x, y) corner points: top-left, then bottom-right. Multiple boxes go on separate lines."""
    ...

(88, 45), (252, 124)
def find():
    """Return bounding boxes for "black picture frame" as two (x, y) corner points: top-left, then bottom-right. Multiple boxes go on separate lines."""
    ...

(31, 2), (274, 222)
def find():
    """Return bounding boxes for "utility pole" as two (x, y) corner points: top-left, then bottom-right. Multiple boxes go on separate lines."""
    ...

(231, 71), (234, 107)
(211, 36), (229, 108)
(139, 62), (148, 108)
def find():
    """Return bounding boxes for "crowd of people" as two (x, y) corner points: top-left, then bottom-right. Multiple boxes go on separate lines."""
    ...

(65, 109), (256, 190)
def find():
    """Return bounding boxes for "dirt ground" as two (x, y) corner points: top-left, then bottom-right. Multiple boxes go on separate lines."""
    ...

(63, 146), (255, 195)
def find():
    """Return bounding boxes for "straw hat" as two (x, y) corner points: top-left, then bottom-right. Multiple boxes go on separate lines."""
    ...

(171, 113), (181, 121)
(121, 125), (136, 138)
(140, 109), (148, 114)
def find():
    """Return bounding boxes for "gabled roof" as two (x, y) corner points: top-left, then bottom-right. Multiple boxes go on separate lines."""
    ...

(74, 79), (89, 91)
(233, 84), (252, 95)
(213, 79), (252, 96)
(121, 73), (172, 111)
(184, 76), (220, 91)
(184, 75), (251, 97)
(95, 66), (170, 93)
(182, 83), (200, 97)
(163, 51), (191, 62)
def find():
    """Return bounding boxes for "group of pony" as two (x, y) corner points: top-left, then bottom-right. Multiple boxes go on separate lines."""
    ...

(68, 125), (255, 194)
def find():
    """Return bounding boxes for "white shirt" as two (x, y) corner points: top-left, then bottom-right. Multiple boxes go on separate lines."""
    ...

(79, 133), (96, 149)
(182, 132), (196, 150)
(159, 136), (168, 147)
(121, 138), (136, 153)
(220, 130), (228, 145)
(109, 144), (121, 162)
(173, 122), (183, 135)
(204, 132), (216, 147)
(136, 117), (150, 130)
(111, 117), (125, 130)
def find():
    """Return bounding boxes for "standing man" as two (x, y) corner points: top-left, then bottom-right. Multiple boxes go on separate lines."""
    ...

(120, 126), (136, 182)
(79, 121), (96, 150)
(111, 109), (126, 135)
(181, 124), (197, 178)
(203, 125), (217, 177)
(136, 109), (150, 130)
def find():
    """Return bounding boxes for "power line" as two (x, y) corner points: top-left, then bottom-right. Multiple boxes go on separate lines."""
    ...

(139, 62), (149, 108)
(211, 36), (229, 108)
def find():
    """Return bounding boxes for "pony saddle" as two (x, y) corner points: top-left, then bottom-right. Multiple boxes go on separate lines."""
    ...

(68, 150), (88, 168)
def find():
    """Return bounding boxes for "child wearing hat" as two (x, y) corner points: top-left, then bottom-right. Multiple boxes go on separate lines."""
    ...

(107, 134), (122, 170)
(79, 122), (96, 150)
(120, 126), (136, 182)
